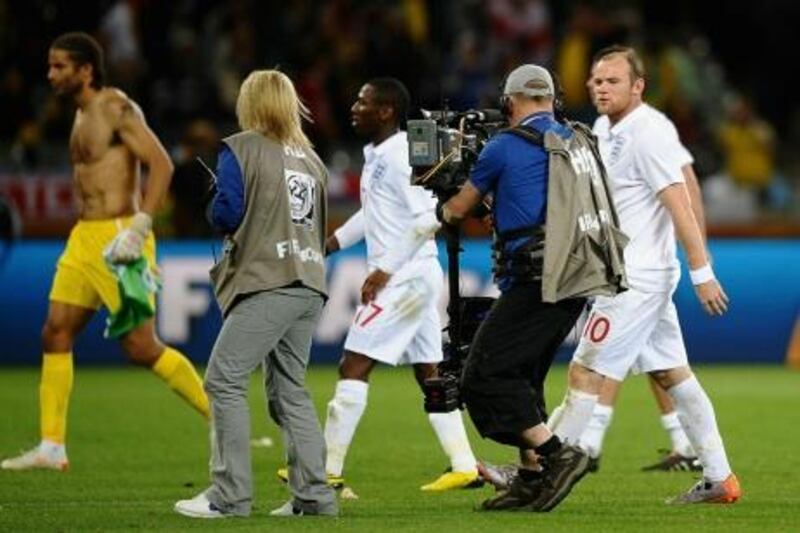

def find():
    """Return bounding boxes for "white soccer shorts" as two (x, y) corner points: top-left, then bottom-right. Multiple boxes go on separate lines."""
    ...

(572, 287), (688, 381)
(344, 258), (443, 366)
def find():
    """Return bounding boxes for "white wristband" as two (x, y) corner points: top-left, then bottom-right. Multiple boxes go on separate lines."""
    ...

(689, 264), (715, 285)
(334, 210), (365, 250)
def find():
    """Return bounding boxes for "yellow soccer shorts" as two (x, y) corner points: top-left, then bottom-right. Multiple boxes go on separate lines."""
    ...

(49, 217), (157, 314)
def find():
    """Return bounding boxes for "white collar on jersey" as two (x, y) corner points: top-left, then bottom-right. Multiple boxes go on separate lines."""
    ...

(364, 130), (406, 160)
(607, 102), (650, 137)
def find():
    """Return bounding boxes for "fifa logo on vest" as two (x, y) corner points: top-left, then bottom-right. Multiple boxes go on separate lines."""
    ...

(285, 171), (316, 228)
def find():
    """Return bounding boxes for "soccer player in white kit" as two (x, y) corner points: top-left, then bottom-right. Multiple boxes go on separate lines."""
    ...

(547, 46), (741, 504)
(571, 147), (706, 474)
(318, 78), (479, 491)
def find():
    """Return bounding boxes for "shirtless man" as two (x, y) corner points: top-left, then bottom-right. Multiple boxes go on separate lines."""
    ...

(1, 32), (209, 472)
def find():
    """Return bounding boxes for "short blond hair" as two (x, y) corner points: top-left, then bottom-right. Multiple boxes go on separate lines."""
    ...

(236, 70), (312, 148)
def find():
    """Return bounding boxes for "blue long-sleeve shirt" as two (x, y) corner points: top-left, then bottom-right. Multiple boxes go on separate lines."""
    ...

(469, 111), (571, 290)
(470, 112), (570, 233)
(208, 145), (245, 233)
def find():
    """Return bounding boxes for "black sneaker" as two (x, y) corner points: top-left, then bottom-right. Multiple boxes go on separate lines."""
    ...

(641, 449), (702, 472)
(479, 471), (544, 511)
(529, 444), (591, 512)
(587, 455), (600, 473)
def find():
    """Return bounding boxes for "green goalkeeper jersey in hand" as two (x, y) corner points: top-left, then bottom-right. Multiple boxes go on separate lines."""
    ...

(104, 256), (160, 339)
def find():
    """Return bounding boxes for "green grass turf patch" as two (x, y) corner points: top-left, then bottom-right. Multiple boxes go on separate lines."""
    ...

(0, 364), (798, 531)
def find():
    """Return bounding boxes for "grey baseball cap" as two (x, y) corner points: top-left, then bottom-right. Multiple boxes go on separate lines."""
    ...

(503, 64), (554, 97)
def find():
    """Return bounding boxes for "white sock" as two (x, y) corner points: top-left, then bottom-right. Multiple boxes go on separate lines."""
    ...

(428, 410), (477, 473)
(551, 389), (598, 445)
(578, 403), (613, 458)
(546, 402), (565, 432)
(39, 439), (66, 458)
(667, 376), (732, 482)
(660, 411), (696, 457)
(324, 379), (368, 476)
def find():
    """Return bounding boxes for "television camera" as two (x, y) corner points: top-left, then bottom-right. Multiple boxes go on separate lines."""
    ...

(407, 108), (506, 201)
(406, 109), (506, 413)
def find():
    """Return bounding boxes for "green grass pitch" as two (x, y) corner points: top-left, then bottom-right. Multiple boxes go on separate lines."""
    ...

(1, 364), (798, 532)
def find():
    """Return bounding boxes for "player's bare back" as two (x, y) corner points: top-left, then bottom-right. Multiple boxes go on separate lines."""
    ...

(70, 88), (141, 220)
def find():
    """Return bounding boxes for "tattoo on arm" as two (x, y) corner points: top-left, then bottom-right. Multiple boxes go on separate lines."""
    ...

(119, 101), (134, 117)
(112, 96), (144, 131)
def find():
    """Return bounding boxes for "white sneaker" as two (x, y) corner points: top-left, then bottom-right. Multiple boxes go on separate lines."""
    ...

(269, 500), (305, 517)
(174, 493), (228, 519)
(1, 444), (69, 471)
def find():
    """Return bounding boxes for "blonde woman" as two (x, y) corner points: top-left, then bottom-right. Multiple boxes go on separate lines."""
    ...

(175, 70), (337, 519)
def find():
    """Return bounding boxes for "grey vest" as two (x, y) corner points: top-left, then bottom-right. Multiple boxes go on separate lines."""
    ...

(209, 131), (328, 316)
(541, 121), (628, 302)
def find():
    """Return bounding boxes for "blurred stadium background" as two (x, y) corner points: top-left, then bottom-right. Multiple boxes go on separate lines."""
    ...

(0, 1), (799, 530)
(0, 0), (797, 367)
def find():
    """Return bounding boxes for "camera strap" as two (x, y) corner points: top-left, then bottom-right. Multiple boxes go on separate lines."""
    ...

(501, 124), (544, 146)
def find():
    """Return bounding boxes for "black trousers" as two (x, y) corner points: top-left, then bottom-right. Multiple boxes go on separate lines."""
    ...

(461, 282), (586, 448)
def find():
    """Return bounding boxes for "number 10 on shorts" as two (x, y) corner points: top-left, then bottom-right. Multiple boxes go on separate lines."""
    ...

(583, 313), (611, 343)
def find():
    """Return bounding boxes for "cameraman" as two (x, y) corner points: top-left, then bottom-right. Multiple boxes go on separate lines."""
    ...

(440, 64), (591, 512)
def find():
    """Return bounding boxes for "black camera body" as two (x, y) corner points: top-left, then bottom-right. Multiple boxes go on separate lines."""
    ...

(407, 108), (503, 414)
(423, 371), (462, 413)
(423, 296), (495, 413)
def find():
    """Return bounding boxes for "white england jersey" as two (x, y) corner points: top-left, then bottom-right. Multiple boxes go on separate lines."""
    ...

(593, 104), (693, 293)
(339, 131), (443, 365)
(359, 131), (438, 274)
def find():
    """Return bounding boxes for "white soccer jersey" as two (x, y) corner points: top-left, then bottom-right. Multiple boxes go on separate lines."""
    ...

(336, 130), (443, 365)
(593, 103), (692, 293)
(343, 130), (438, 275)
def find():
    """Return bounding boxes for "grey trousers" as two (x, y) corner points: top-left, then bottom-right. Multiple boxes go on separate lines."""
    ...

(204, 287), (337, 516)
